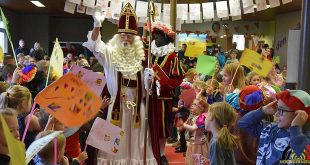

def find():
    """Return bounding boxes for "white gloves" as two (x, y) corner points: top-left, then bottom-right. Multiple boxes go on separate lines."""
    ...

(156, 80), (161, 96)
(93, 7), (106, 27)
(144, 68), (154, 91)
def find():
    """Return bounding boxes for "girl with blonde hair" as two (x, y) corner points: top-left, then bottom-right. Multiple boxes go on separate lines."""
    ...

(178, 97), (209, 165)
(222, 62), (245, 94)
(0, 85), (41, 149)
(205, 102), (238, 165)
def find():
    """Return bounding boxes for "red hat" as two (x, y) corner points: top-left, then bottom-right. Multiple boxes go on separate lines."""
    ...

(144, 21), (175, 38)
(239, 85), (264, 111)
(118, 3), (138, 35)
(276, 90), (310, 114)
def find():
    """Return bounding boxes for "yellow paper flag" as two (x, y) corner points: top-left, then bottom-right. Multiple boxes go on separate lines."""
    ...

(0, 114), (26, 165)
(0, 45), (4, 64)
(240, 49), (273, 77)
(50, 38), (64, 78)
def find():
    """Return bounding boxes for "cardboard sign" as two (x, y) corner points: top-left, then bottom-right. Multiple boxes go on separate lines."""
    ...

(50, 38), (64, 77)
(240, 49), (273, 77)
(35, 73), (101, 127)
(179, 88), (196, 108)
(86, 117), (124, 156)
(196, 55), (217, 76)
(70, 65), (106, 97)
(0, 114), (26, 165)
(26, 131), (63, 164)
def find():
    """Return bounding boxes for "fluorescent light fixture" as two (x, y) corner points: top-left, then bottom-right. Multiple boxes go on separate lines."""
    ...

(30, 1), (45, 7)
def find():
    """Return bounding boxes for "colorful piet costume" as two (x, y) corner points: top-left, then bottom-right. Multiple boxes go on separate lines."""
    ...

(144, 21), (184, 164)
(83, 3), (157, 165)
(148, 21), (184, 139)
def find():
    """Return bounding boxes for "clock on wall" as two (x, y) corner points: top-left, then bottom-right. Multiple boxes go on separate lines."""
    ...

(212, 22), (221, 33)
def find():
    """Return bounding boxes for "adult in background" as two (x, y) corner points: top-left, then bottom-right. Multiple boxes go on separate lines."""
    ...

(83, 3), (157, 165)
(30, 42), (46, 57)
(15, 39), (29, 56)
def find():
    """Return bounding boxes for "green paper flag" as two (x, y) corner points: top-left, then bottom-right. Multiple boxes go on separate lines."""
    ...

(0, 7), (18, 66)
(0, 7), (11, 43)
(196, 55), (217, 76)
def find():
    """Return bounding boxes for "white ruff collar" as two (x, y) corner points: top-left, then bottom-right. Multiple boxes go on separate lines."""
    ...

(109, 35), (145, 79)
(151, 41), (175, 57)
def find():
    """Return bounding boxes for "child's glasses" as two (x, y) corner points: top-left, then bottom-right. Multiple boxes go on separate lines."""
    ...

(276, 106), (294, 116)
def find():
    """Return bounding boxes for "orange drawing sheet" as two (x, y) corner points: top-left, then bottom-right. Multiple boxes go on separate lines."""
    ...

(35, 73), (102, 127)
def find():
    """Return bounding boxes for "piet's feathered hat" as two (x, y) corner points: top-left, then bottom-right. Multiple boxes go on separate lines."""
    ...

(118, 3), (138, 35)
(144, 21), (175, 39)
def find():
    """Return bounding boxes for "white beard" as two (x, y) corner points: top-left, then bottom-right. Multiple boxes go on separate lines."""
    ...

(109, 34), (145, 79)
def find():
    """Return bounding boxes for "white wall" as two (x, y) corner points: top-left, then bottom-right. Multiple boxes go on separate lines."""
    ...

(275, 11), (301, 68)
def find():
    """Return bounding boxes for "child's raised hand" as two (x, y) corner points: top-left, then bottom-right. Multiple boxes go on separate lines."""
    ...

(291, 110), (308, 127)
(172, 107), (179, 112)
(101, 96), (111, 110)
(61, 156), (69, 165)
(77, 151), (88, 163)
(262, 100), (277, 115)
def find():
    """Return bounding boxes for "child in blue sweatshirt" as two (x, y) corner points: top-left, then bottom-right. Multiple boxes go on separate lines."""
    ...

(238, 90), (310, 165)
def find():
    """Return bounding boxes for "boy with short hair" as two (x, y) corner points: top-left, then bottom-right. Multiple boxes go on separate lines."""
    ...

(238, 90), (310, 164)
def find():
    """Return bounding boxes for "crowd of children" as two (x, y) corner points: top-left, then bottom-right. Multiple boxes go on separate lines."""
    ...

(0, 38), (310, 165)
(167, 43), (310, 165)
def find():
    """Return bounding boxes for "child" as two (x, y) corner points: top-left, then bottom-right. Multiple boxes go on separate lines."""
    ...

(246, 72), (261, 86)
(238, 90), (310, 164)
(33, 131), (69, 165)
(173, 81), (192, 153)
(192, 80), (207, 98)
(205, 102), (238, 165)
(205, 79), (223, 104)
(225, 50), (239, 64)
(0, 85), (41, 149)
(222, 62), (245, 94)
(0, 108), (20, 165)
(178, 97), (209, 165)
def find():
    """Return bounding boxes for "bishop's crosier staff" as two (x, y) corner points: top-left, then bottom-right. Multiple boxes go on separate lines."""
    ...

(144, 1), (156, 164)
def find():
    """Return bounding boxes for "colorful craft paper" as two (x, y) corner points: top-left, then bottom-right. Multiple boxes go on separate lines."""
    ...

(178, 33), (207, 57)
(50, 38), (64, 78)
(196, 55), (217, 76)
(86, 117), (124, 156)
(71, 65), (106, 97)
(35, 73), (101, 127)
(179, 88), (196, 108)
(240, 49), (273, 77)
(26, 131), (63, 164)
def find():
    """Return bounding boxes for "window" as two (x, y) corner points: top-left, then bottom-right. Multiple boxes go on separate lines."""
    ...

(232, 34), (245, 50)
(0, 20), (8, 53)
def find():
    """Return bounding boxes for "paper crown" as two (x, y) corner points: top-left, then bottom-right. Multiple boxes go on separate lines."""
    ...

(239, 85), (264, 111)
(276, 90), (310, 114)
(145, 21), (175, 38)
(118, 3), (138, 35)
